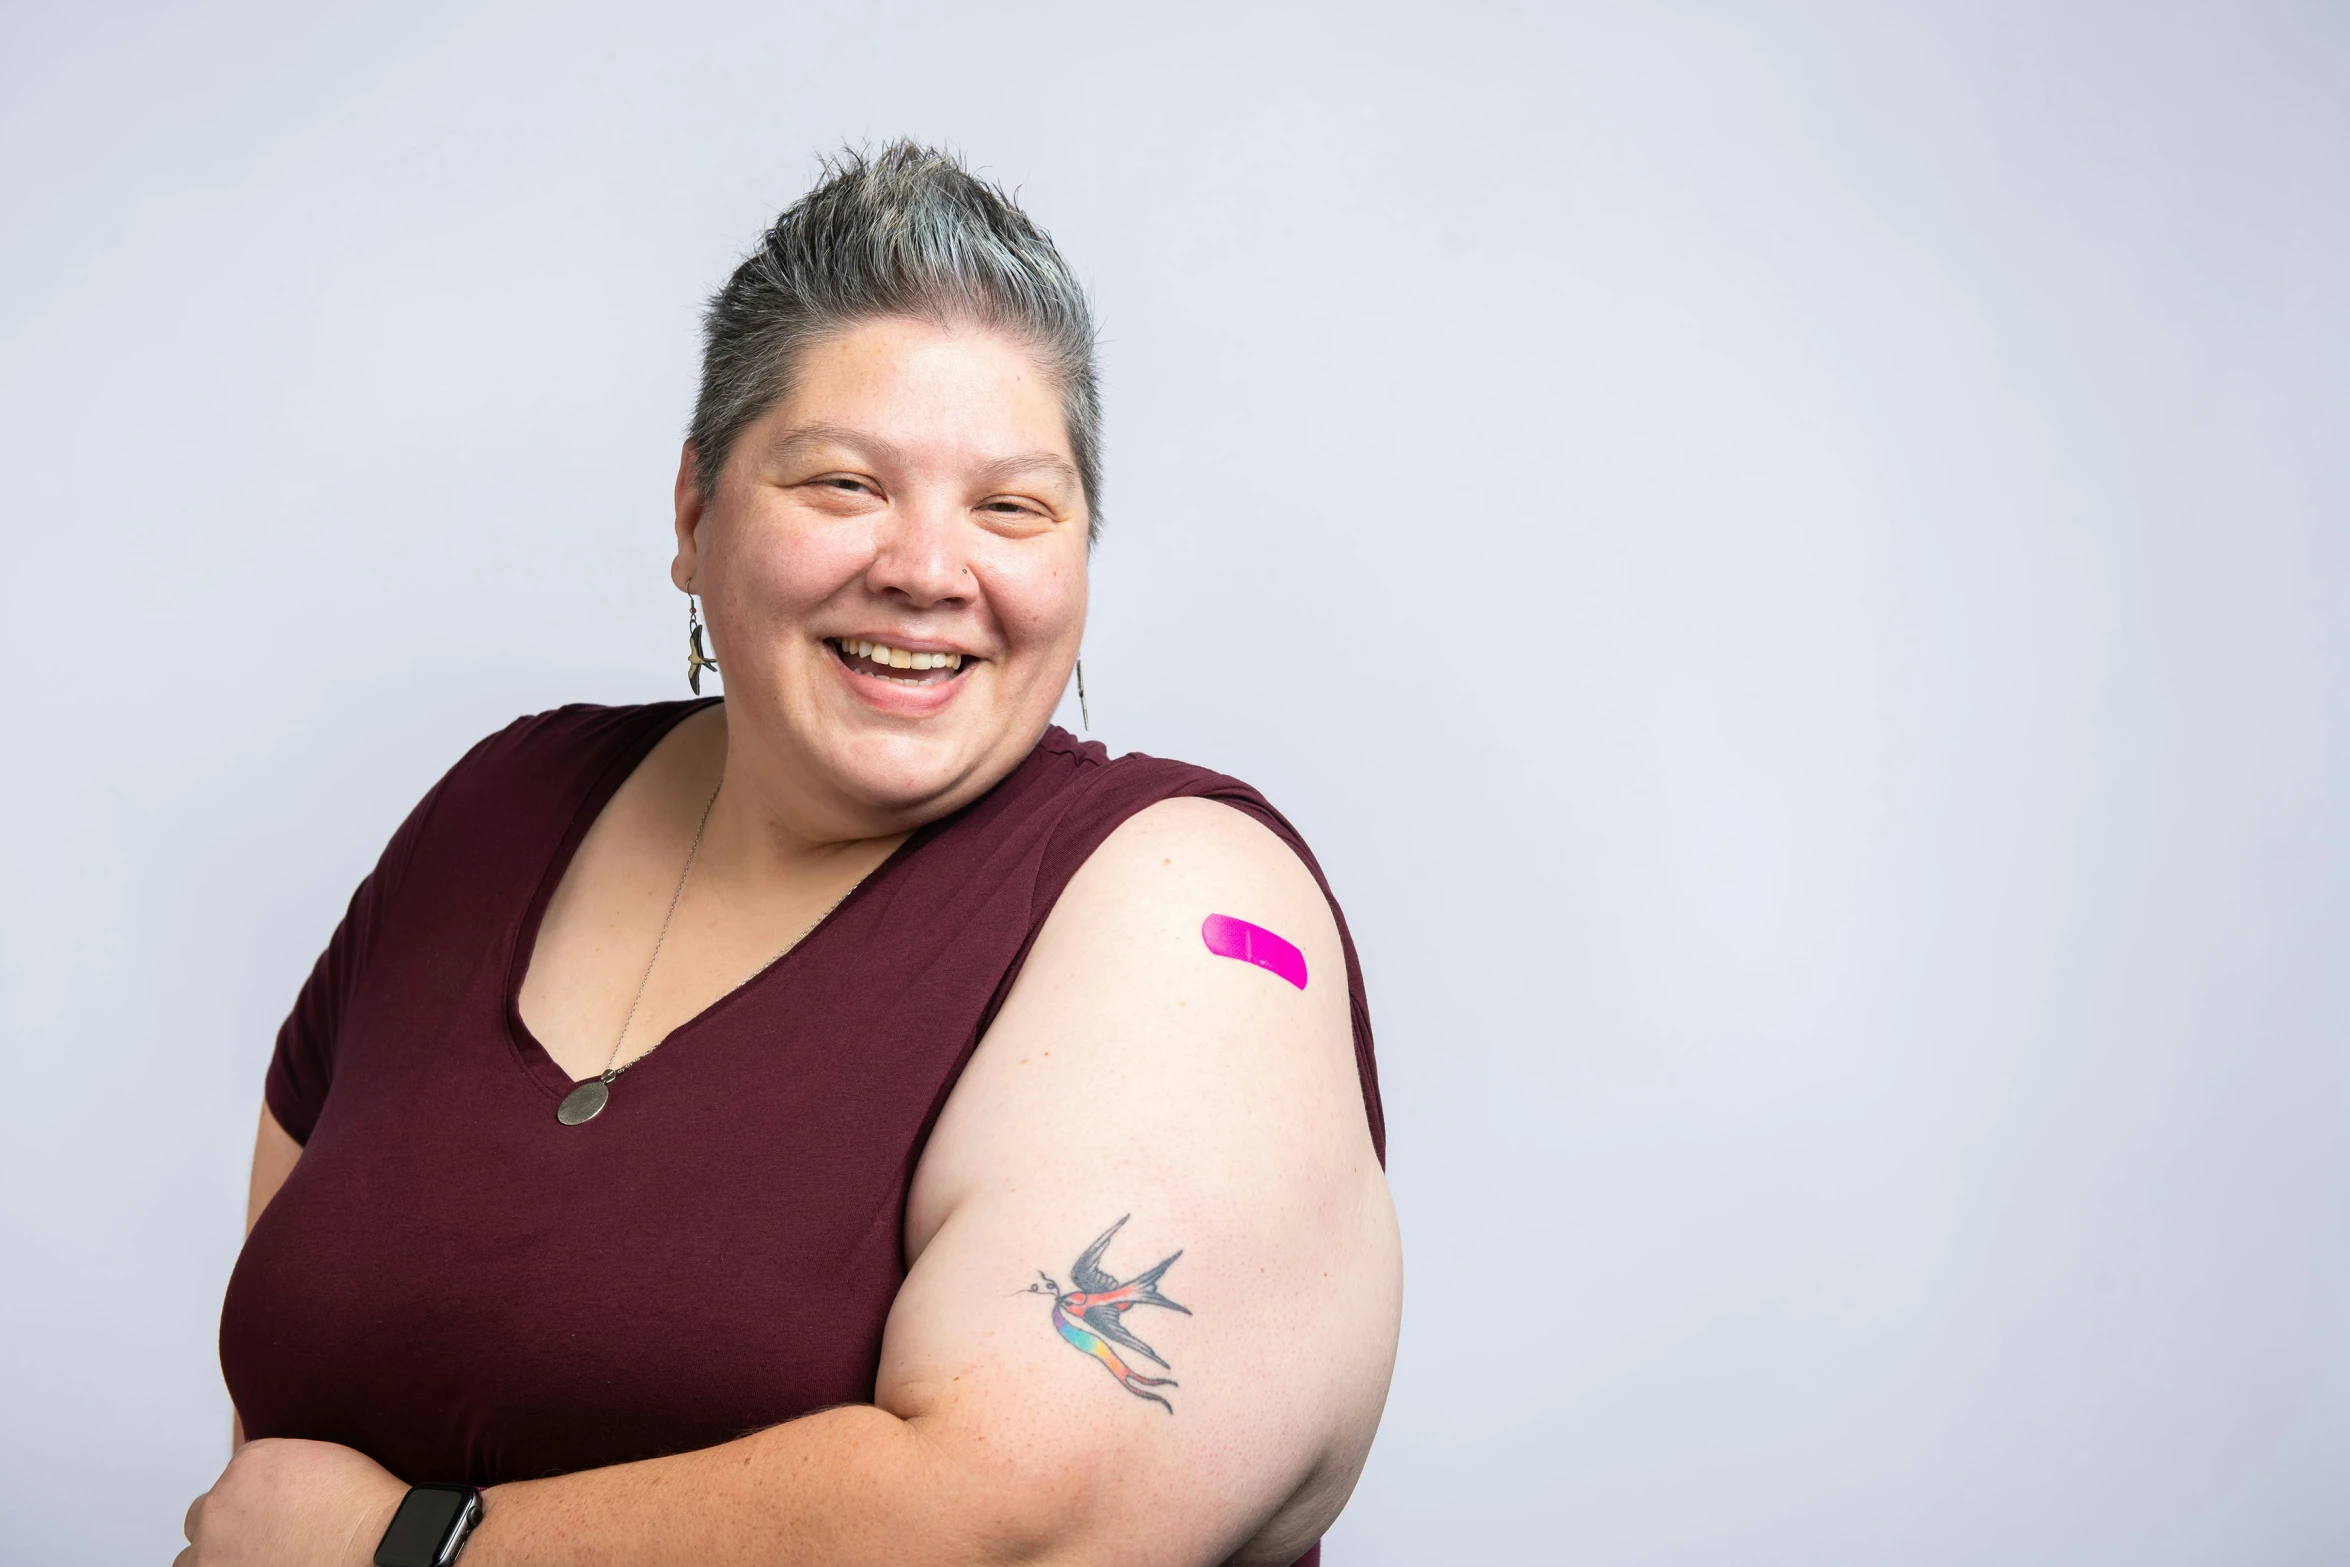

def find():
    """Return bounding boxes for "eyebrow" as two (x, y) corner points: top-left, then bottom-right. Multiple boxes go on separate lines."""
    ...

(766, 423), (1080, 493)
(971, 451), (1082, 491)
(765, 423), (901, 467)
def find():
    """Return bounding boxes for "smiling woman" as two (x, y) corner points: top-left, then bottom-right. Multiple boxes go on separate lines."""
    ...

(679, 316), (1092, 820)
(190, 144), (1398, 1567)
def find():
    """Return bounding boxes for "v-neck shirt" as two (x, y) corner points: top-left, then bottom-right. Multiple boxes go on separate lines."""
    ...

(219, 700), (1384, 1550)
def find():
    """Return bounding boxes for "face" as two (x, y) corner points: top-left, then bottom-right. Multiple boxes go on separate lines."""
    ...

(672, 316), (1090, 836)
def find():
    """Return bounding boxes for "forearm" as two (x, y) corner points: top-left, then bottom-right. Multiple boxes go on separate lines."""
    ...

(462, 1403), (1087, 1567)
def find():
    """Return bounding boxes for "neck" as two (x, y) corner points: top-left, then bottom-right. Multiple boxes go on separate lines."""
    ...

(678, 704), (913, 895)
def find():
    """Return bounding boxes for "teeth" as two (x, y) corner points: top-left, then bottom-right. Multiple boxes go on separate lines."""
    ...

(837, 640), (963, 673)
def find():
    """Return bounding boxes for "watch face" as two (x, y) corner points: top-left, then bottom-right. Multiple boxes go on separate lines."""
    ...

(374, 1484), (477, 1567)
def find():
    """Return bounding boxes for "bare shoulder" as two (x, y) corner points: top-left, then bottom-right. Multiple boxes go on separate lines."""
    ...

(1064, 795), (1342, 948)
(1078, 792), (1327, 884)
(1046, 794), (1346, 1013)
(891, 793), (1397, 1559)
(910, 794), (1368, 1236)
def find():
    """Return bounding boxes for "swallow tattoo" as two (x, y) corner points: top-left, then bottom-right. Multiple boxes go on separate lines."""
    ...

(1026, 1215), (1192, 1413)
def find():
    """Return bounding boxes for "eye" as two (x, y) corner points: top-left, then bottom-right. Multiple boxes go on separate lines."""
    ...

(794, 472), (886, 505)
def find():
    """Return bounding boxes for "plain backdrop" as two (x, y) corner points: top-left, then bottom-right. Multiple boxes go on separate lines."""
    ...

(3, 3), (2346, 1562)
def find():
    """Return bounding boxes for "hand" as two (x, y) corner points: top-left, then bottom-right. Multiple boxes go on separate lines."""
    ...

(177, 1438), (406, 1567)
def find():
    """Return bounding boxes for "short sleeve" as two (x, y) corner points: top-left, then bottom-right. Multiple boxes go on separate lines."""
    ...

(263, 752), (470, 1145)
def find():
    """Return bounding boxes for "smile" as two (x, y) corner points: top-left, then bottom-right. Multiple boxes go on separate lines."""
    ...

(826, 638), (975, 686)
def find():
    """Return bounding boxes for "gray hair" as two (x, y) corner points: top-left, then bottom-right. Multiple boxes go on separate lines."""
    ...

(689, 142), (1103, 539)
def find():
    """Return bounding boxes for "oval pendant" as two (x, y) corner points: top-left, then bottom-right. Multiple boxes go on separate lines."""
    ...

(555, 1079), (610, 1126)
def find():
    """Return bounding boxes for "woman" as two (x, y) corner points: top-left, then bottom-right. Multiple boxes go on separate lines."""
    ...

(188, 143), (1399, 1567)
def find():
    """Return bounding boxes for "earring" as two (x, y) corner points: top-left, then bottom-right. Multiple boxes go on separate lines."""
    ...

(1076, 657), (1090, 731)
(686, 592), (720, 695)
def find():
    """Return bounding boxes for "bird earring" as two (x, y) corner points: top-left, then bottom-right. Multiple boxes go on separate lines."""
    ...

(686, 591), (720, 695)
(1076, 657), (1090, 731)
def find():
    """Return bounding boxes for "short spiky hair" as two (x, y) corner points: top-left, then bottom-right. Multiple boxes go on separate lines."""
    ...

(689, 142), (1102, 538)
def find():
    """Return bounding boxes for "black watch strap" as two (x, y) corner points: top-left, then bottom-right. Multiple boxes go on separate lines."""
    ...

(373, 1482), (483, 1567)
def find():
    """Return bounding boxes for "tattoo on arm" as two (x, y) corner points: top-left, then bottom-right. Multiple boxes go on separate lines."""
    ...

(1025, 1216), (1192, 1414)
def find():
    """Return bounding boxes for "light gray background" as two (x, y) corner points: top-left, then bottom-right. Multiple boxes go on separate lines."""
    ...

(2, 3), (2345, 1562)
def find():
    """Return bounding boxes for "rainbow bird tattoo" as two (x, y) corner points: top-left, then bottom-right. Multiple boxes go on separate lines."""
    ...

(1026, 1215), (1192, 1413)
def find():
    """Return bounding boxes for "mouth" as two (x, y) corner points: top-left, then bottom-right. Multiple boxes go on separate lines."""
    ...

(825, 637), (978, 687)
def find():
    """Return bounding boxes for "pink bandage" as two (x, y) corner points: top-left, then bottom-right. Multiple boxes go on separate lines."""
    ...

(1199, 913), (1308, 990)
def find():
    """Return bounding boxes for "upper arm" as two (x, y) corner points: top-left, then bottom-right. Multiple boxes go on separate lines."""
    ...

(883, 798), (1400, 1566)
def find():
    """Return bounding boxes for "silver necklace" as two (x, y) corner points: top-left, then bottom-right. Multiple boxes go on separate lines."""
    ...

(553, 776), (876, 1126)
(555, 775), (724, 1126)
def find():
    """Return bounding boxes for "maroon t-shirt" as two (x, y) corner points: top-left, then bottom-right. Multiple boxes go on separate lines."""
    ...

(220, 701), (1383, 1562)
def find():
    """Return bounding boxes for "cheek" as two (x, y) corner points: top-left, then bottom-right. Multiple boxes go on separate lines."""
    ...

(724, 519), (868, 622)
(986, 549), (1089, 647)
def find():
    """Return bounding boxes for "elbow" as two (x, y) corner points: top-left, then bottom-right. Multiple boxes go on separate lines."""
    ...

(911, 1422), (1123, 1567)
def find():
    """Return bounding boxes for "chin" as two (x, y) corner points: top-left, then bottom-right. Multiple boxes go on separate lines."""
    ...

(819, 727), (1002, 817)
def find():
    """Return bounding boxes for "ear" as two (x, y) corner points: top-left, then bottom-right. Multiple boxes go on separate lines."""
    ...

(670, 440), (705, 592)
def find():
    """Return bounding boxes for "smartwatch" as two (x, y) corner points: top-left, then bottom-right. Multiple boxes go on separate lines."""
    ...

(373, 1483), (484, 1567)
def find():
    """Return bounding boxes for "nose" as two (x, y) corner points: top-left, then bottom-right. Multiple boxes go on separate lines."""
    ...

(865, 491), (972, 610)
